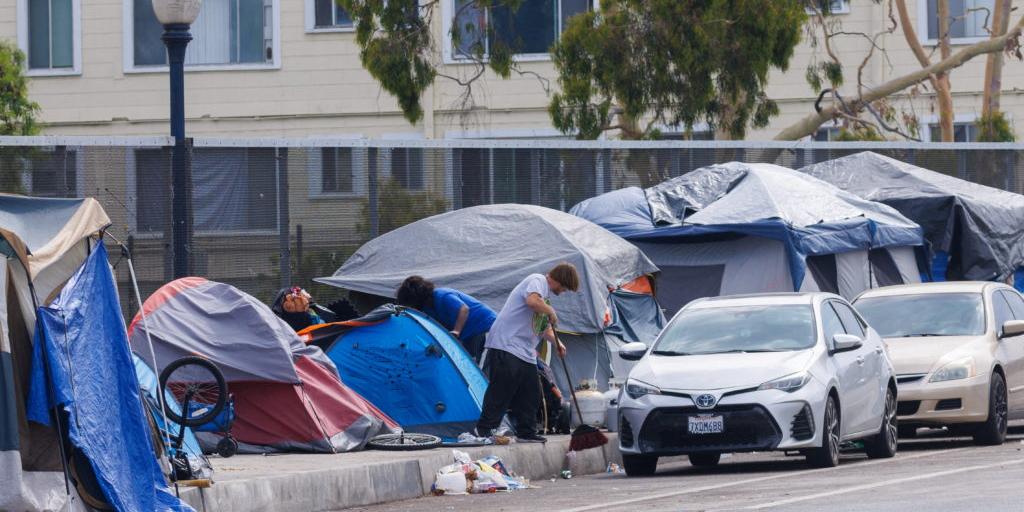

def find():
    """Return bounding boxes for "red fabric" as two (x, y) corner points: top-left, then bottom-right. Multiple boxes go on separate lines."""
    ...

(127, 276), (208, 335)
(621, 275), (654, 295)
(227, 356), (397, 448)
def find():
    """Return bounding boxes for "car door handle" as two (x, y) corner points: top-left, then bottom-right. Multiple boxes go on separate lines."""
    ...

(874, 346), (884, 354)
(856, 356), (865, 365)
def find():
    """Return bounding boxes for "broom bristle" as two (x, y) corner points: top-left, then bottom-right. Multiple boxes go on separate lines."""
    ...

(569, 425), (608, 451)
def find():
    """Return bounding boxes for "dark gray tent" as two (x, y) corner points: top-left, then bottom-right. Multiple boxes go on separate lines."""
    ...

(317, 204), (665, 392)
(799, 151), (1024, 283)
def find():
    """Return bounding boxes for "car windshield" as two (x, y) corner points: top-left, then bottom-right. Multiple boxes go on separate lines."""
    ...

(854, 293), (985, 337)
(652, 305), (816, 355)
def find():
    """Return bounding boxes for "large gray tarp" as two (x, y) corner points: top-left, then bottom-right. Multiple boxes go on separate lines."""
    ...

(799, 152), (1024, 282)
(317, 204), (660, 334)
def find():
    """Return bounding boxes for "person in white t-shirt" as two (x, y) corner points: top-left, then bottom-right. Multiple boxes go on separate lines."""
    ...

(475, 263), (580, 443)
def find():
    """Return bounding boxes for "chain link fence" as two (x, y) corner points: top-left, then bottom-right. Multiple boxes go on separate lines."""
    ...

(1, 137), (1022, 316)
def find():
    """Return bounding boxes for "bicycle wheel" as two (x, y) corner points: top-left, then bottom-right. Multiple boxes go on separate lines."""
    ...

(159, 356), (228, 427)
(367, 432), (442, 451)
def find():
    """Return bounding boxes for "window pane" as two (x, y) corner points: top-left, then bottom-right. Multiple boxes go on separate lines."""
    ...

(392, 148), (423, 189)
(28, 0), (51, 69)
(335, 5), (352, 26)
(314, 0), (333, 27)
(30, 148), (76, 197)
(237, 0), (266, 63)
(134, 0), (168, 66)
(453, 0), (486, 57)
(854, 293), (985, 337)
(50, 0), (73, 68)
(491, 0), (556, 54)
(832, 302), (865, 338)
(560, 0), (588, 31)
(927, 0), (992, 39)
(188, 0), (232, 65)
(321, 148), (353, 193)
(820, 303), (846, 342)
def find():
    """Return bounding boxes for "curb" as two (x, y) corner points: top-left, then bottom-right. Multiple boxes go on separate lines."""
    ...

(179, 434), (620, 511)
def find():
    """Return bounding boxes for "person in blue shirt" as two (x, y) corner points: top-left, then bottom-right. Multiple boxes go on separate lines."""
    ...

(396, 276), (496, 362)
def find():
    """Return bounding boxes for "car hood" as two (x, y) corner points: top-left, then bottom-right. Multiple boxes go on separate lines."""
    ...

(630, 350), (815, 391)
(883, 335), (988, 375)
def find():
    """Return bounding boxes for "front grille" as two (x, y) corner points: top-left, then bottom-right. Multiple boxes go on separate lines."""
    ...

(897, 400), (921, 416)
(638, 405), (781, 454)
(620, 415), (635, 448)
(896, 374), (926, 384)
(790, 404), (814, 441)
(935, 398), (962, 411)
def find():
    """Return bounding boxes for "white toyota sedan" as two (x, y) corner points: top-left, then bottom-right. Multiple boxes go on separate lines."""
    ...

(617, 293), (897, 476)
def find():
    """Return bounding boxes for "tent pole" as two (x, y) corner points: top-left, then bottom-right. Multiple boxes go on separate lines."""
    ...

(26, 280), (72, 498)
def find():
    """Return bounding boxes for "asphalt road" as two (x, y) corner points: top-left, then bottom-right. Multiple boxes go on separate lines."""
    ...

(352, 424), (1024, 512)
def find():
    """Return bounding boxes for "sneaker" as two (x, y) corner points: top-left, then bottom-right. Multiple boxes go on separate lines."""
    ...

(516, 433), (547, 443)
(473, 427), (493, 438)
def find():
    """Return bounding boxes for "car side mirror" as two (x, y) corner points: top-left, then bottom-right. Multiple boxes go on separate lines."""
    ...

(619, 342), (648, 361)
(1000, 320), (1024, 339)
(831, 334), (863, 354)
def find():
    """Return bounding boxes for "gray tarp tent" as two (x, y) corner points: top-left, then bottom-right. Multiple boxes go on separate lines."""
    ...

(317, 204), (665, 392)
(572, 163), (928, 314)
(0, 196), (111, 511)
(799, 151), (1024, 284)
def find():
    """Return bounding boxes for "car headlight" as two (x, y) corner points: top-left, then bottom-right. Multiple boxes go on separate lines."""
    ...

(929, 357), (976, 383)
(757, 372), (811, 392)
(625, 379), (661, 399)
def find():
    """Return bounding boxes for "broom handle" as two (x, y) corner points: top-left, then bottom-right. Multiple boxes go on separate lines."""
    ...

(555, 335), (586, 425)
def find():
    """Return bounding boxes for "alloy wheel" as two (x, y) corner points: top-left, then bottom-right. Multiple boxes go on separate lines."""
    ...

(884, 390), (898, 453)
(994, 376), (1008, 435)
(826, 398), (840, 464)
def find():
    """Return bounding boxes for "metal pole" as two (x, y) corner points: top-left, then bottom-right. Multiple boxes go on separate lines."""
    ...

(163, 23), (193, 279)
(277, 148), (291, 287)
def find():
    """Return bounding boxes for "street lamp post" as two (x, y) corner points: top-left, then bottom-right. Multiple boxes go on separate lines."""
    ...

(152, 0), (201, 278)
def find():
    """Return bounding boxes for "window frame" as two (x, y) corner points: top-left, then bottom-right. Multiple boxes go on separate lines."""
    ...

(22, 146), (84, 197)
(805, 0), (851, 15)
(16, 0), (83, 77)
(442, 0), (597, 64)
(917, 0), (993, 46)
(920, 113), (985, 143)
(122, 0), (282, 74)
(308, 143), (369, 200)
(305, 0), (355, 33)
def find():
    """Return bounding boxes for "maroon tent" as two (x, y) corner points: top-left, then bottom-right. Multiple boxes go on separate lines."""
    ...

(128, 277), (397, 453)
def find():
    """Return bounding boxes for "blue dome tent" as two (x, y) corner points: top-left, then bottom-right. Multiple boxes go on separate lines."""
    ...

(300, 305), (488, 440)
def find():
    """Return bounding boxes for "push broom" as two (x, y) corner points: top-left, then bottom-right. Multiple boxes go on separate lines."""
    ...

(555, 334), (608, 451)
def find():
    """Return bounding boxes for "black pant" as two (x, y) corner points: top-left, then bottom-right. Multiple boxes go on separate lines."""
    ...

(476, 349), (540, 437)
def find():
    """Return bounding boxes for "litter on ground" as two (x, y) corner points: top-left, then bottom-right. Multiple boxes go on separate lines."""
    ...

(432, 450), (530, 495)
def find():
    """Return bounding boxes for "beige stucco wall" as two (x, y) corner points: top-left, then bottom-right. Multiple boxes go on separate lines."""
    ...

(1, 0), (1021, 139)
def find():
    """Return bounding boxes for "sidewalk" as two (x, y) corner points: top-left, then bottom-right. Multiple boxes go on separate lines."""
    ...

(178, 434), (621, 512)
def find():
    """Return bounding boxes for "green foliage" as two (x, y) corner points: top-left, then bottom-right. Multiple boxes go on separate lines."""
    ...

(0, 41), (39, 135)
(0, 41), (40, 194)
(357, 178), (449, 237)
(549, 1), (806, 139)
(834, 125), (884, 141)
(977, 111), (1016, 142)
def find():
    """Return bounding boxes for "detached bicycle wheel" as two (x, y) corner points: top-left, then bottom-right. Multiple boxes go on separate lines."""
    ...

(159, 356), (228, 428)
(367, 432), (442, 451)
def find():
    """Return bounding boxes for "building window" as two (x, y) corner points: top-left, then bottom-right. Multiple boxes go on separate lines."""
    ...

(131, 0), (274, 68)
(28, 147), (77, 197)
(311, 0), (352, 30)
(806, 0), (850, 14)
(925, 0), (993, 42)
(389, 148), (424, 190)
(929, 122), (979, 142)
(18, 0), (80, 74)
(813, 126), (843, 141)
(321, 147), (354, 193)
(451, 0), (589, 59)
(134, 148), (278, 233)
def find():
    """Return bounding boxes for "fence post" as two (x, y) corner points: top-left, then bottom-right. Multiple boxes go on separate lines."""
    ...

(295, 224), (303, 285)
(277, 147), (291, 288)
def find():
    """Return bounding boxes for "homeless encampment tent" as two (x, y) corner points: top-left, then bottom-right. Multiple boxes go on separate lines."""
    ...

(316, 204), (665, 394)
(571, 162), (928, 314)
(0, 195), (189, 511)
(128, 278), (398, 453)
(799, 151), (1024, 286)
(299, 305), (488, 439)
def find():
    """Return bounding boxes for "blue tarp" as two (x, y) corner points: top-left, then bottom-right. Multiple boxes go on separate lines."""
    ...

(319, 306), (488, 440)
(571, 162), (926, 289)
(27, 244), (190, 512)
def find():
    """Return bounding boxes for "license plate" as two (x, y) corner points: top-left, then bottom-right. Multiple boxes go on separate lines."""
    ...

(688, 414), (724, 434)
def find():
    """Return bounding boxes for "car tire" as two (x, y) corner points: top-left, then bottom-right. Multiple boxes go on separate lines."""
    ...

(864, 387), (898, 459)
(688, 452), (721, 467)
(973, 373), (1008, 446)
(622, 454), (658, 476)
(806, 395), (841, 468)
